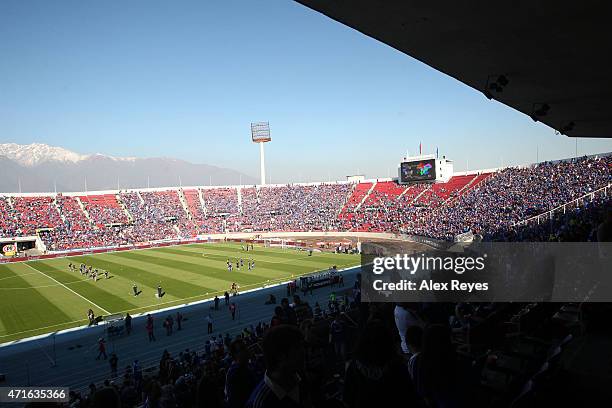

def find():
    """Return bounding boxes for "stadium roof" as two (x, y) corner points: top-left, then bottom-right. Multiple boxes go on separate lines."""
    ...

(296, 1), (612, 138)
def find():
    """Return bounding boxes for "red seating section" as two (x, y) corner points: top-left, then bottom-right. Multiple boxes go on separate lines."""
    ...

(79, 194), (128, 226)
(56, 195), (90, 231)
(11, 196), (63, 235)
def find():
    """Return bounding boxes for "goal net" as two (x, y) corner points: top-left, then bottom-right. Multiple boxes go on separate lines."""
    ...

(263, 238), (287, 249)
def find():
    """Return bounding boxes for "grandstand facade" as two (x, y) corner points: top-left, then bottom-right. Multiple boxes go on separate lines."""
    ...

(1, 154), (610, 255)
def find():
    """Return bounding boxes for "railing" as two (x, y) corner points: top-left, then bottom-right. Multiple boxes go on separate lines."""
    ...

(513, 184), (610, 227)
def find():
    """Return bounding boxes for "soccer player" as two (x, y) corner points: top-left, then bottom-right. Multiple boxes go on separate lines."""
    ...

(133, 284), (138, 296)
(104, 270), (109, 279)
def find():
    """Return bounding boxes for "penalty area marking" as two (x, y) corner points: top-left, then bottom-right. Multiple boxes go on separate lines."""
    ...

(22, 263), (111, 315)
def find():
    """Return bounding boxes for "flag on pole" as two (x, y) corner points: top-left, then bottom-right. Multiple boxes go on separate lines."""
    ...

(436, 147), (439, 158)
(419, 142), (422, 155)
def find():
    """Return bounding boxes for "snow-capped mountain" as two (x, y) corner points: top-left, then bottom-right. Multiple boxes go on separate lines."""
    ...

(0, 143), (138, 166)
(0, 143), (255, 192)
(0, 143), (87, 166)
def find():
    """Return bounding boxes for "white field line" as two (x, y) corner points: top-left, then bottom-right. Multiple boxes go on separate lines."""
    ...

(0, 318), (90, 339)
(0, 272), (39, 281)
(23, 263), (111, 315)
(1, 262), (360, 340)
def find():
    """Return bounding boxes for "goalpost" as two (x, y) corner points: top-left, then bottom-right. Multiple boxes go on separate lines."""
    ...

(263, 238), (287, 249)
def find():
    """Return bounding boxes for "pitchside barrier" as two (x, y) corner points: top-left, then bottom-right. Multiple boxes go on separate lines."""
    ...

(0, 231), (442, 264)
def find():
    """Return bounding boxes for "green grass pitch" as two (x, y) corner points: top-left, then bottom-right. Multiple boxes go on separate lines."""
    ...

(0, 243), (360, 343)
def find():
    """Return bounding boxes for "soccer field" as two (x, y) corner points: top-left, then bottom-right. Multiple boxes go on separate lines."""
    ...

(0, 243), (360, 343)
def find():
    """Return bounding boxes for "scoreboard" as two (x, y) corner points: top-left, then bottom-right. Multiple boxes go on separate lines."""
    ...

(400, 159), (436, 182)
(398, 154), (453, 184)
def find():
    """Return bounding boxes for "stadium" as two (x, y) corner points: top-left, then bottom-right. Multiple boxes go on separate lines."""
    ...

(1, 2), (611, 408)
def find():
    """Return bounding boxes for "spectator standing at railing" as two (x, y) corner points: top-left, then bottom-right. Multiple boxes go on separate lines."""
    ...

(164, 314), (173, 336)
(109, 352), (118, 377)
(280, 298), (297, 326)
(146, 314), (156, 342)
(124, 312), (132, 335)
(229, 303), (237, 321)
(176, 311), (183, 331)
(207, 313), (214, 334)
(96, 338), (107, 360)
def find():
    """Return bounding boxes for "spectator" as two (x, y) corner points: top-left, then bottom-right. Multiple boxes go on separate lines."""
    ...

(414, 324), (464, 406)
(225, 339), (258, 408)
(246, 325), (308, 408)
(146, 314), (156, 342)
(343, 320), (420, 408)
(109, 353), (118, 377)
(96, 338), (107, 360)
(176, 311), (183, 331)
(125, 312), (132, 335)
(394, 303), (423, 354)
(207, 313), (214, 334)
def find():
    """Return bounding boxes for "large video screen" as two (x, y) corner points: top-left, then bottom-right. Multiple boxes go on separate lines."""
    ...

(400, 159), (436, 182)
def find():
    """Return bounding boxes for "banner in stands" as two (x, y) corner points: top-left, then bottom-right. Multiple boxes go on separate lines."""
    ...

(1, 243), (17, 256)
(360, 241), (612, 302)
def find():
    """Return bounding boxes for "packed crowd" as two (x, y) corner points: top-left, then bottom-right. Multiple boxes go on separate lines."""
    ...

(0, 196), (19, 236)
(237, 184), (351, 232)
(405, 155), (611, 240)
(0, 155), (609, 251)
(56, 194), (92, 231)
(119, 192), (180, 242)
(80, 194), (129, 226)
(61, 269), (605, 408)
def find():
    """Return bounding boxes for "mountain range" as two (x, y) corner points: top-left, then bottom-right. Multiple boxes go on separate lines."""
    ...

(0, 143), (256, 193)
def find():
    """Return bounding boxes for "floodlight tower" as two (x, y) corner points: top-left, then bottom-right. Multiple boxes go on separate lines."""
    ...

(251, 122), (271, 185)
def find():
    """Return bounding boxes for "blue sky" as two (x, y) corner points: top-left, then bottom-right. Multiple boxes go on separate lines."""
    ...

(1, 0), (610, 183)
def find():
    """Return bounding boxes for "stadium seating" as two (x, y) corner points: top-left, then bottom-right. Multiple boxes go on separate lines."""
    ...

(10, 196), (63, 235)
(0, 197), (19, 237)
(182, 188), (207, 228)
(56, 194), (91, 231)
(202, 187), (239, 215)
(79, 194), (129, 226)
(0, 155), (609, 249)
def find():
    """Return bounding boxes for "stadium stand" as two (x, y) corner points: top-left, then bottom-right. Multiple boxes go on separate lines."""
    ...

(0, 155), (609, 250)
(0, 196), (19, 237)
(56, 194), (91, 231)
(202, 188), (240, 216)
(79, 194), (129, 226)
(54, 272), (611, 408)
(10, 196), (63, 235)
(182, 188), (207, 229)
